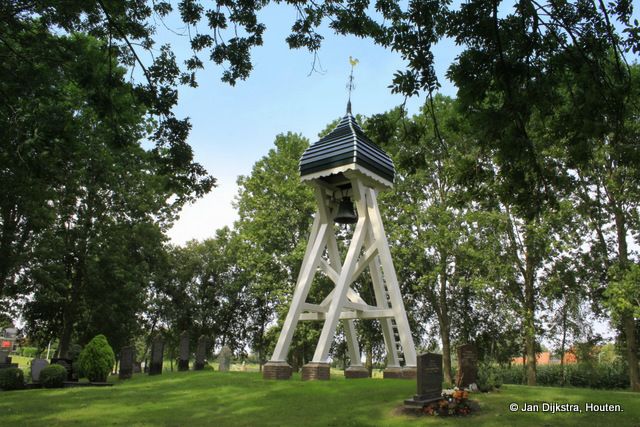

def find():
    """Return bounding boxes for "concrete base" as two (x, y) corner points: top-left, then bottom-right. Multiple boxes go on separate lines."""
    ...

(178, 359), (189, 371)
(302, 362), (330, 381)
(404, 395), (442, 408)
(383, 366), (417, 379)
(344, 366), (370, 379)
(263, 361), (293, 380)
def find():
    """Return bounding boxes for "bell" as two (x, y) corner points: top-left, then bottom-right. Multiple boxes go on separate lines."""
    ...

(334, 198), (358, 224)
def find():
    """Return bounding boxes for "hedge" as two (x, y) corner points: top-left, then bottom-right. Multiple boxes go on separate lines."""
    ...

(0, 367), (24, 390)
(496, 362), (629, 389)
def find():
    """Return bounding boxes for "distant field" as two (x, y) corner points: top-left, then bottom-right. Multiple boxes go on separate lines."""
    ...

(1, 370), (638, 426)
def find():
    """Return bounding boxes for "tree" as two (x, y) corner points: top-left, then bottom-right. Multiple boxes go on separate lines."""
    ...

(366, 97), (519, 382)
(150, 228), (253, 355)
(233, 132), (321, 368)
(5, 28), (208, 357)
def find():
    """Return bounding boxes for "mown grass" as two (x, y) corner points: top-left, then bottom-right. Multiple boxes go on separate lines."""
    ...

(0, 370), (638, 426)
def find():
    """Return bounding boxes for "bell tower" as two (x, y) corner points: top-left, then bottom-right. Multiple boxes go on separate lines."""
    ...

(262, 104), (418, 381)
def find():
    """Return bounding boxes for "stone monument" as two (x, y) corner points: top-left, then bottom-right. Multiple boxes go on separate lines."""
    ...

(456, 344), (478, 388)
(31, 358), (49, 383)
(178, 330), (190, 371)
(119, 346), (135, 380)
(218, 345), (232, 372)
(149, 334), (164, 375)
(194, 335), (208, 371)
(404, 353), (443, 408)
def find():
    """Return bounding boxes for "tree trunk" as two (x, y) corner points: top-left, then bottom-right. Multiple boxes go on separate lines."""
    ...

(623, 315), (640, 391)
(438, 265), (453, 384)
(613, 210), (640, 391)
(365, 343), (373, 377)
(441, 327), (453, 385)
(58, 261), (84, 358)
(523, 247), (537, 386)
(560, 299), (567, 386)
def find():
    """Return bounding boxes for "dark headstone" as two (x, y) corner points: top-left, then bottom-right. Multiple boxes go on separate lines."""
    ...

(218, 345), (232, 372)
(51, 358), (75, 381)
(119, 346), (135, 380)
(0, 350), (17, 369)
(404, 353), (443, 407)
(194, 335), (207, 371)
(456, 344), (478, 388)
(178, 330), (189, 371)
(149, 335), (164, 375)
(31, 358), (49, 383)
(133, 361), (142, 373)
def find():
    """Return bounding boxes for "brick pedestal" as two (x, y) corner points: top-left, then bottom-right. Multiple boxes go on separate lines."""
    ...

(402, 366), (417, 379)
(344, 366), (369, 379)
(383, 366), (403, 378)
(301, 362), (330, 380)
(263, 361), (293, 380)
(383, 366), (416, 379)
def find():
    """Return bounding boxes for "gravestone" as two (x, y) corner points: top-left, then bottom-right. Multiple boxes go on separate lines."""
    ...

(218, 345), (232, 372)
(119, 346), (135, 380)
(51, 358), (75, 381)
(404, 353), (443, 408)
(194, 335), (208, 371)
(178, 331), (190, 371)
(31, 358), (49, 383)
(456, 344), (478, 388)
(149, 335), (164, 375)
(132, 361), (142, 373)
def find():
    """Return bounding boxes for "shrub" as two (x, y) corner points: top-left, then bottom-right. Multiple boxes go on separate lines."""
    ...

(477, 363), (503, 392)
(20, 347), (38, 358)
(0, 367), (24, 390)
(499, 362), (630, 389)
(78, 335), (115, 382)
(40, 364), (67, 388)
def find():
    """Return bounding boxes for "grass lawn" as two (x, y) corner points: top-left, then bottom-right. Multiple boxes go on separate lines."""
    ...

(0, 370), (638, 426)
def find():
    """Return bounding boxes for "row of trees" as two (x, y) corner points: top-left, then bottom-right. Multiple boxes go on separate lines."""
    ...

(152, 88), (639, 388)
(1, 1), (638, 390)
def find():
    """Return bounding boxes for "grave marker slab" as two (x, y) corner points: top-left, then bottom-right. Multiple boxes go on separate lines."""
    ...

(31, 358), (49, 383)
(456, 344), (478, 388)
(119, 346), (135, 380)
(194, 335), (207, 371)
(149, 335), (164, 375)
(178, 331), (189, 371)
(404, 353), (443, 408)
(218, 345), (232, 372)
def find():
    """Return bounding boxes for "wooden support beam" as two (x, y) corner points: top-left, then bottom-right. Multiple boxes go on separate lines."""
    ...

(318, 258), (339, 284)
(302, 303), (328, 313)
(300, 309), (395, 321)
(349, 243), (378, 283)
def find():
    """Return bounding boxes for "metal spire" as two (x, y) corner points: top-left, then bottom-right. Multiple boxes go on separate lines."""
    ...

(347, 56), (359, 115)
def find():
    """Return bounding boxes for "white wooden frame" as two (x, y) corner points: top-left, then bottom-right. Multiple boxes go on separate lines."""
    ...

(269, 172), (417, 369)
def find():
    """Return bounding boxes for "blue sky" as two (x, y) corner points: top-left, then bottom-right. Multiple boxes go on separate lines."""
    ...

(160, 4), (461, 244)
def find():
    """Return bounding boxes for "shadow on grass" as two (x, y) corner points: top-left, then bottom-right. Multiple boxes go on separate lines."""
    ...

(1, 373), (638, 426)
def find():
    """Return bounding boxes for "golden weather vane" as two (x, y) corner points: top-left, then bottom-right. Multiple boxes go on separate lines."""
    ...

(347, 56), (359, 114)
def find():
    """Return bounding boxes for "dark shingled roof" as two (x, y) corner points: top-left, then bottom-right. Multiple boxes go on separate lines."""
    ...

(299, 113), (395, 183)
